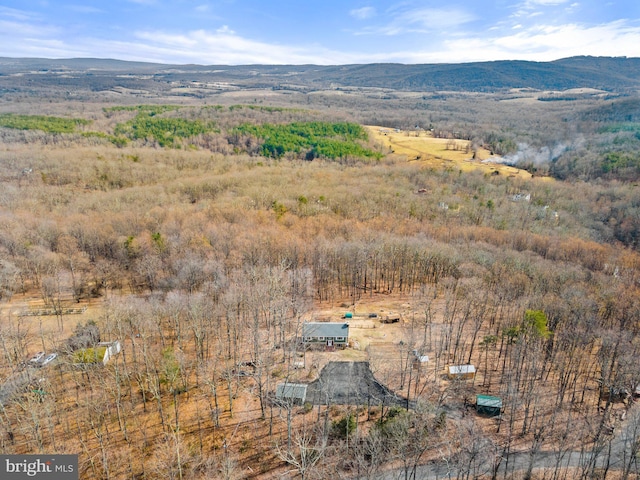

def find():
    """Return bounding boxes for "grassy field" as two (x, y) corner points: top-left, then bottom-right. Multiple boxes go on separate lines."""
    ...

(367, 126), (534, 179)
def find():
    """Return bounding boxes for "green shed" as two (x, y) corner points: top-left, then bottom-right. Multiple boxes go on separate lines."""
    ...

(476, 395), (502, 417)
(344, 312), (353, 319)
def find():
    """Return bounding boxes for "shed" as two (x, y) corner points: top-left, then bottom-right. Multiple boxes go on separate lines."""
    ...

(412, 350), (429, 369)
(448, 364), (476, 380)
(381, 314), (401, 323)
(302, 322), (349, 348)
(275, 383), (308, 405)
(476, 395), (502, 416)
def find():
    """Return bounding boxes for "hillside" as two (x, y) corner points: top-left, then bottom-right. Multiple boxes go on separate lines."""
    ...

(1, 58), (640, 479)
(1, 108), (640, 477)
(1, 56), (640, 93)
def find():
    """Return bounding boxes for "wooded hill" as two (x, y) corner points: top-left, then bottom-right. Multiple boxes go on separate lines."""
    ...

(1, 56), (640, 93)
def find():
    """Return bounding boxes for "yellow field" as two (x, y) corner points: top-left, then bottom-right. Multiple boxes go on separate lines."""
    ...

(367, 126), (533, 179)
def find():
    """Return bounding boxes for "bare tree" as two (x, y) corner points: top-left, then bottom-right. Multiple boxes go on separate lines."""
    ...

(275, 422), (327, 480)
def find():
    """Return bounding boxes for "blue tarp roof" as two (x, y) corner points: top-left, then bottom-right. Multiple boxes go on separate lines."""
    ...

(276, 383), (308, 403)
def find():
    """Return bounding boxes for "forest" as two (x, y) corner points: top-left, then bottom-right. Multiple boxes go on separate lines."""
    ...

(1, 59), (640, 479)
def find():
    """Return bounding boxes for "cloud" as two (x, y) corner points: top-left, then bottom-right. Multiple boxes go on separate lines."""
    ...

(66, 5), (104, 14)
(0, 16), (59, 39)
(0, 28), (85, 58)
(0, 10), (355, 65)
(216, 25), (235, 35)
(511, 0), (570, 19)
(493, 21), (640, 57)
(0, 6), (41, 21)
(1, 2), (639, 66)
(129, 29), (354, 64)
(0, 7), (62, 54)
(400, 7), (476, 30)
(526, 0), (569, 5)
(355, 6), (475, 36)
(350, 7), (376, 20)
(399, 20), (640, 63)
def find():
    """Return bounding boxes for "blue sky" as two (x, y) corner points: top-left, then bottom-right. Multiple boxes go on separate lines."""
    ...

(1, 1), (639, 64)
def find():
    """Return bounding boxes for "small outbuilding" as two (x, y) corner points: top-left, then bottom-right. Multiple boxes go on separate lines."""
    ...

(412, 350), (429, 369)
(302, 322), (349, 349)
(381, 314), (402, 324)
(476, 394), (502, 416)
(275, 383), (308, 405)
(448, 364), (476, 380)
(73, 341), (122, 366)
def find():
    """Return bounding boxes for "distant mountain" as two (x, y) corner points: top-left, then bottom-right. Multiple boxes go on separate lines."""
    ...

(1, 56), (639, 93)
(303, 57), (640, 92)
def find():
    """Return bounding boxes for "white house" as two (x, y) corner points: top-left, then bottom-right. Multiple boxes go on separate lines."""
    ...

(302, 322), (349, 348)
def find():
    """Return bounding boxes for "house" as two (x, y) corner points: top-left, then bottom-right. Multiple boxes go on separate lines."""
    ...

(302, 322), (349, 349)
(447, 364), (476, 380)
(275, 383), (308, 405)
(476, 395), (502, 416)
(73, 341), (121, 366)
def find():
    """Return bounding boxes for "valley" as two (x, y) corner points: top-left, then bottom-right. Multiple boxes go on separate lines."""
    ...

(0, 57), (640, 479)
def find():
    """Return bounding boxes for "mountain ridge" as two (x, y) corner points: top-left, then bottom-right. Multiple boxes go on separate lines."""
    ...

(1, 55), (639, 93)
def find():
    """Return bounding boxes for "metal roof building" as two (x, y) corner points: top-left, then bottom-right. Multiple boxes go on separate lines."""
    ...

(476, 394), (502, 416)
(447, 364), (476, 379)
(275, 383), (308, 405)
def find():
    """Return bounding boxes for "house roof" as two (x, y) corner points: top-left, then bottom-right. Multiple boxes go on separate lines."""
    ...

(448, 364), (476, 375)
(476, 395), (502, 408)
(303, 322), (349, 338)
(276, 383), (308, 403)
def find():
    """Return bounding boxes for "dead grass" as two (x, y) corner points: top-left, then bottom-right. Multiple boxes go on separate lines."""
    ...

(367, 126), (536, 179)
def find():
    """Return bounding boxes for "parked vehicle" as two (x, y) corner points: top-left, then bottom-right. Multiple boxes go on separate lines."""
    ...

(28, 352), (45, 364)
(41, 353), (58, 366)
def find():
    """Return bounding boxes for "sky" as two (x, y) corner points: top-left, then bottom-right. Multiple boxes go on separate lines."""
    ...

(0, 1), (639, 65)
